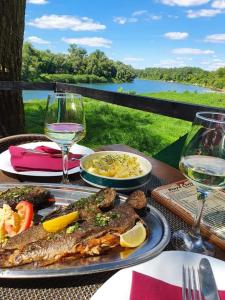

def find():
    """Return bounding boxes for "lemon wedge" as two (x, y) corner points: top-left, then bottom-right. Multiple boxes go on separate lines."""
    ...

(120, 222), (147, 248)
(43, 211), (79, 233)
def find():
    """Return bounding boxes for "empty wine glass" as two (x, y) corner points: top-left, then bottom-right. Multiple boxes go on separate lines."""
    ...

(44, 93), (86, 184)
(171, 112), (225, 256)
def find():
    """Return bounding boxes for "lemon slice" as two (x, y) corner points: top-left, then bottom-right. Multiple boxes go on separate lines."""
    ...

(43, 211), (79, 233)
(120, 222), (147, 248)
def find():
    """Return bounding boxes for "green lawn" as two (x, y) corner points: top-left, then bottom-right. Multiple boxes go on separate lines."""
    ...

(24, 91), (225, 159)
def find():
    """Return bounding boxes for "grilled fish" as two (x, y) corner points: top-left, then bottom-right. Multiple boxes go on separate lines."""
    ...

(1, 188), (117, 251)
(0, 203), (143, 267)
(0, 186), (52, 209)
(42, 187), (116, 221)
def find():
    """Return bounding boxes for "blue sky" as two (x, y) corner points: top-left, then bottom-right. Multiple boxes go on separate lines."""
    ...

(25, 0), (225, 70)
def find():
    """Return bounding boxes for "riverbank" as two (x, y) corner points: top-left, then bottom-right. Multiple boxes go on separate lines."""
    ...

(138, 66), (225, 92)
(139, 77), (225, 94)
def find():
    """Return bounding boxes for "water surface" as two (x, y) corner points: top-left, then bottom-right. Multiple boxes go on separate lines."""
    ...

(22, 79), (213, 101)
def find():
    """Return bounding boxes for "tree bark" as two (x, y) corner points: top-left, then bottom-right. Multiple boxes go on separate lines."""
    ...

(0, 0), (26, 137)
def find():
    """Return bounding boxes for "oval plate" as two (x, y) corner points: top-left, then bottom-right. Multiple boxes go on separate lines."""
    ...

(0, 183), (170, 278)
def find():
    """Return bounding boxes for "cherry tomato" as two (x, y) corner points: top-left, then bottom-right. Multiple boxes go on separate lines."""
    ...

(15, 201), (33, 233)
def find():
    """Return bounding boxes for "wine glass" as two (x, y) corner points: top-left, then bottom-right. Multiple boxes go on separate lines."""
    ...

(44, 93), (86, 184)
(171, 111), (225, 256)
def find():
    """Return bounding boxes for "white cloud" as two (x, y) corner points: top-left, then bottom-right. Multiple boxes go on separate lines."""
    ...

(212, 0), (225, 9)
(132, 10), (148, 16)
(62, 37), (112, 48)
(114, 11), (161, 25)
(27, 0), (48, 4)
(113, 17), (127, 24)
(113, 16), (138, 24)
(168, 14), (179, 18)
(172, 48), (214, 55)
(160, 0), (209, 7)
(187, 9), (222, 18)
(150, 15), (162, 20)
(213, 58), (223, 62)
(201, 60), (225, 70)
(154, 59), (187, 68)
(164, 32), (189, 40)
(28, 15), (106, 31)
(205, 33), (225, 43)
(123, 57), (144, 62)
(27, 36), (50, 44)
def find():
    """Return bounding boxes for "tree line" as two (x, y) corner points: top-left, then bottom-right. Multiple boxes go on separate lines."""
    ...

(22, 43), (225, 90)
(138, 67), (225, 90)
(22, 42), (136, 83)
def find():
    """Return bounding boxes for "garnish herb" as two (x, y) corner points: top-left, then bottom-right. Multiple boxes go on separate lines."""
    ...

(66, 223), (79, 234)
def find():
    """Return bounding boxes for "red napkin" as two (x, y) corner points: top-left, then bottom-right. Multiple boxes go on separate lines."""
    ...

(130, 271), (225, 300)
(9, 146), (82, 172)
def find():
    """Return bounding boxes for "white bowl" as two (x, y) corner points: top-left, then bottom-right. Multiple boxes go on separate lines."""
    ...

(80, 151), (152, 191)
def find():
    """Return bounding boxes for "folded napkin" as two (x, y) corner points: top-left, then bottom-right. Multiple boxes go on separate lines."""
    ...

(129, 271), (225, 300)
(9, 145), (82, 172)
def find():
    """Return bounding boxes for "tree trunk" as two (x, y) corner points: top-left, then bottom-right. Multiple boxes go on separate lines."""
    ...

(0, 0), (26, 137)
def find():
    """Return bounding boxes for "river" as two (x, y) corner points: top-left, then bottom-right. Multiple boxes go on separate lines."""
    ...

(23, 79), (213, 101)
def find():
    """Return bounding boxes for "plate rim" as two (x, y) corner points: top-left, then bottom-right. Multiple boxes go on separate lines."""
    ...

(0, 183), (171, 278)
(91, 250), (225, 300)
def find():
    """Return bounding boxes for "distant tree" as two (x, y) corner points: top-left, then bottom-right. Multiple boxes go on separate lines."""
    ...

(0, 0), (26, 136)
(139, 67), (225, 90)
(215, 67), (225, 77)
(21, 43), (136, 83)
(22, 42), (40, 81)
(67, 44), (88, 74)
(115, 62), (136, 82)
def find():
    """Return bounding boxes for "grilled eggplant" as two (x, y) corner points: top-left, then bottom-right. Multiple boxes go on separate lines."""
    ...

(0, 186), (52, 209)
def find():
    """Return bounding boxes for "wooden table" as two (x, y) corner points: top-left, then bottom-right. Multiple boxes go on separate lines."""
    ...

(0, 143), (224, 299)
(1, 143), (224, 260)
(0, 144), (185, 184)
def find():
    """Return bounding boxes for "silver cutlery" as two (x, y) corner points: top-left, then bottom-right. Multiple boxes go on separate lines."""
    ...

(199, 258), (220, 300)
(182, 265), (202, 300)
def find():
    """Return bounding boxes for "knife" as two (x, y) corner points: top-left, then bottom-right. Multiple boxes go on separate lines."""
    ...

(199, 258), (220, 300)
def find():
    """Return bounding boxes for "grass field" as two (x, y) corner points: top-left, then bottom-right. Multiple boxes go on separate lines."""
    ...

(24, 91), (225, 158)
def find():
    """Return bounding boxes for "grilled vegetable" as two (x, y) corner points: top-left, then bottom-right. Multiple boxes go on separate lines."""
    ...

(0, 186), (52, 209)
(15, 201), (33, 233)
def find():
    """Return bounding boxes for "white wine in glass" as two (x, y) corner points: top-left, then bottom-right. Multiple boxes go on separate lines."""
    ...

(172, 111), (225, 256)
(44, 93), (85, 184)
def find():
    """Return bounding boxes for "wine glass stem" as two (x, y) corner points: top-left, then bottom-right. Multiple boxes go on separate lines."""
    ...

(61, 145), (70, 184)
(192, 189), (207, 237)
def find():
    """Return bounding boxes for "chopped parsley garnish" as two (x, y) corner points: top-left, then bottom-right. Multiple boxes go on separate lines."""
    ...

(66, 223), (79, 234)
(94, 213), (110, 227)
(109, 212), (120, 219)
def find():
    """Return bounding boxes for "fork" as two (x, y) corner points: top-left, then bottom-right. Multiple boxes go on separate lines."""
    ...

(182, 265), (202, 300)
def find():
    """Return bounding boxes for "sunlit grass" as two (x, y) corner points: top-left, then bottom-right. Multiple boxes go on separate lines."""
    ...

(24, 91), (225, 157)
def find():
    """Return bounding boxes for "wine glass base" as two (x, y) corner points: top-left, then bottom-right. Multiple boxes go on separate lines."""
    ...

(61, 178), (70, 184)
(171, 229), (215, 256)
